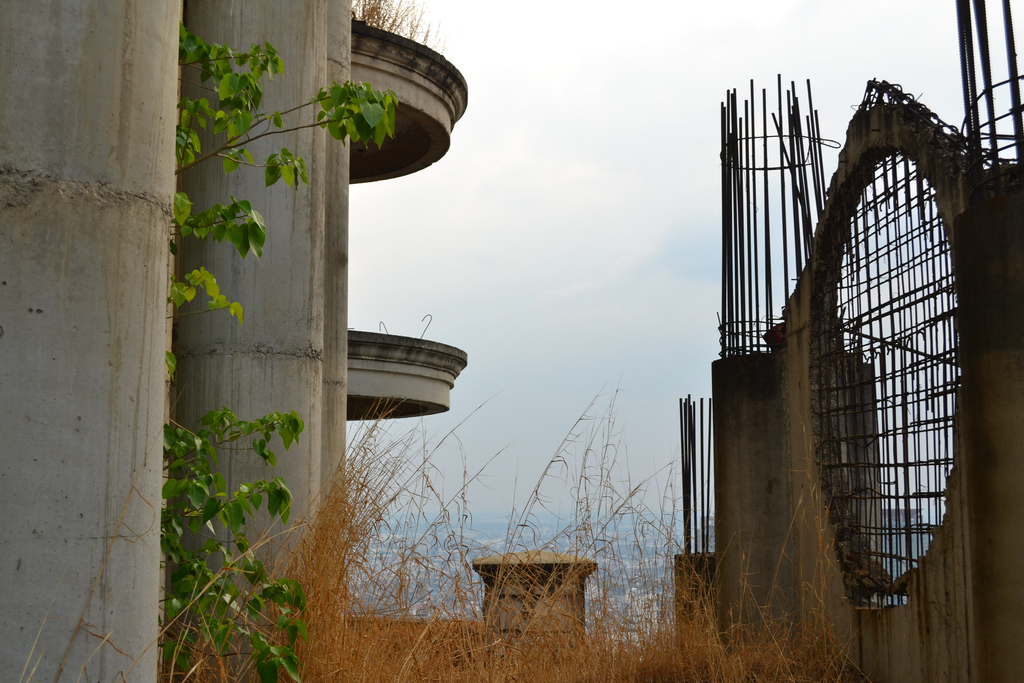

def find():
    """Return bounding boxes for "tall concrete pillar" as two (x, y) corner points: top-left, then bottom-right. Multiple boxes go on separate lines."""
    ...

(177, 1), (327, 534)
(0, 2), (178, 679)
(952, 190), (1024, 683)
(321, 0), (352, 487)
(712, 353), (795, 635)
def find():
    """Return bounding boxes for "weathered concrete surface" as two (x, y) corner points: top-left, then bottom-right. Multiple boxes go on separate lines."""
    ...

(712, 353), (795, 634)
(322, 0), (352, 487)
(0, 2), (178, 679)
(785, 271), (973, 683)
(952, 190), (1024, 683)
(347, 331), (468, 420)
(350, 20), (468, 182)
(177, 0), (327, 535)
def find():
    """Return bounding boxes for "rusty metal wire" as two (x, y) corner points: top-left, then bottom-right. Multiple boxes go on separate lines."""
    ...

(720, 78), (834, 356)
(861, 80), (967, 144)
(815, 154), (959, 607)
(679, 396), (713, 555)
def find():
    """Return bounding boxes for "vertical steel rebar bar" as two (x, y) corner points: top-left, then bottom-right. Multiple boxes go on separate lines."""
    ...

(719, 78), (827, 356)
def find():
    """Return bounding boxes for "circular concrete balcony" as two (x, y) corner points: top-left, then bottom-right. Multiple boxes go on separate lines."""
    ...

(350, 20), (468, 183)
(347, 330), (468, 420)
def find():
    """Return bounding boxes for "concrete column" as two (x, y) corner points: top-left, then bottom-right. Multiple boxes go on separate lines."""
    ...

(952, 190), (1024, 683)
(712, 353), (795, 635)
(177, 1), (327, 535)
(0, 2), (178, 679)
(321, 1), (352, 488)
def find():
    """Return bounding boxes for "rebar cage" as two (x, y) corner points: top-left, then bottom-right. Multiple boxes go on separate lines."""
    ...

(957, 0), (1024, 197)
(719, 78), (832, 356)
(815, 154), (959, 607)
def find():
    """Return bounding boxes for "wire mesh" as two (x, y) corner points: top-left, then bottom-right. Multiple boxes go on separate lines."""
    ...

(720, 77), (834, 356)
(815, 154), (959, 607)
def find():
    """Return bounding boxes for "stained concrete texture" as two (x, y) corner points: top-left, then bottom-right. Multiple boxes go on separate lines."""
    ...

(0, 3), (179, 679)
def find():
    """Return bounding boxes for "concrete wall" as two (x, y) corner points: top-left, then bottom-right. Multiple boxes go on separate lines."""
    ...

(177, 0), (328, 535)
(0, 2), (179, 678)
(783, 274), (974, 683)
(715, 230), (978, 682)
(951, 190), (1024, 683)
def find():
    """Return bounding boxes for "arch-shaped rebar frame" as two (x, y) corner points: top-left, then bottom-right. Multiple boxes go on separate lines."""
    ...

(809, 82), (972, 606)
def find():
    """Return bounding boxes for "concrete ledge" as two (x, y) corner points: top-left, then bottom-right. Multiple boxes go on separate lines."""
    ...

(350, 20), (468, 182)
(347, 330), (467, 419)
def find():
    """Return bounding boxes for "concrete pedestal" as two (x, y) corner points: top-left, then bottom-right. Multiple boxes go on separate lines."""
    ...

(472, 551), (596, 644)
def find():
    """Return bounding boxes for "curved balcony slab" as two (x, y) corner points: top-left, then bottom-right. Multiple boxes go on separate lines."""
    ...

(350, 20), (469, 182)
(347, 330), (468, 420)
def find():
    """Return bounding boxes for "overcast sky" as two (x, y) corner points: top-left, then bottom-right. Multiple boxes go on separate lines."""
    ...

(347, 0), (971, 517)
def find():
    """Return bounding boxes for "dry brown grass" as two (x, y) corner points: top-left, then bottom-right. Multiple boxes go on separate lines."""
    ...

(166, 401), (867, 682)
(352, 0), (441, 51)
(283, 405), (867, 683)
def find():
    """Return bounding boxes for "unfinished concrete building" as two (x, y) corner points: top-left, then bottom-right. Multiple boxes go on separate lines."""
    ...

(709, 2), (1024, 681)
(0, 2), (466, 680)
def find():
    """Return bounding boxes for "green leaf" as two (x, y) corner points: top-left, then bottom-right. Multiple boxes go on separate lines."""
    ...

(273, 111), (283, 128)
(169, 280), (196, 307)
(173, 192), (192, 225)
(218, 74), (234, 100)
(162, 478), (190, 500)
(223, 155), (240, 173)
(249, 213), (266, 258)
(186, 481), (208, 509)
(256, 660), (278, 683)
(201, 496), (221, 524)
(360, 101), (384, 129)
(228, 301), (244, 325)
(166, 351), (177, 381)
(225, 501), (245, 533)
(265, 164), (282, 187)
(282, 654), (301, 681)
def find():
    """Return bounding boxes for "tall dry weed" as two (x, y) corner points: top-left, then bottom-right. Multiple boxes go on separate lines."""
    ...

(282, 396), (866, 682)
(352, 0), (442, 51)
